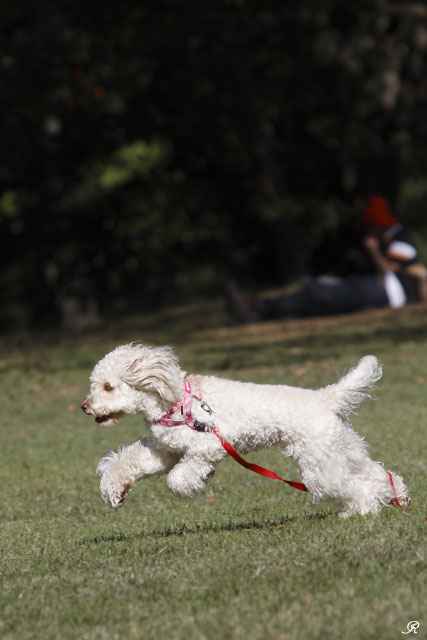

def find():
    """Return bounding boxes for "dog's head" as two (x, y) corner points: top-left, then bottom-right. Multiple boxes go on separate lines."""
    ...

(81, 343), (184, 427)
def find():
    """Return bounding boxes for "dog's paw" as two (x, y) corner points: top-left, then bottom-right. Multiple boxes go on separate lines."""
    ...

(110, 483), (132, 510)
(96, 451), (133, 509)
(100, 478), (133, 510)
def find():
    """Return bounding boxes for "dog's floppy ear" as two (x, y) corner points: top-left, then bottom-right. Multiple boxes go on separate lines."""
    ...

(122, 345), (184, 403)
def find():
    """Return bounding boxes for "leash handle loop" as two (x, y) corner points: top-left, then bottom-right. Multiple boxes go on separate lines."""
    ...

(385, 470), (403, 508)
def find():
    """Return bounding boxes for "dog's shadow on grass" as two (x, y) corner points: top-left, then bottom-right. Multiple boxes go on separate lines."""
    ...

(80, 510), (335, 547)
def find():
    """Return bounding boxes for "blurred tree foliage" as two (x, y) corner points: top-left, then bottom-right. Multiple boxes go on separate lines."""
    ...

(1, 0), (427, 328)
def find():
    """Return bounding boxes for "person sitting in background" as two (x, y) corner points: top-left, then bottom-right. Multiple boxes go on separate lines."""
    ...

(359, 196), (425, 307)
(226, 196), (426, 323)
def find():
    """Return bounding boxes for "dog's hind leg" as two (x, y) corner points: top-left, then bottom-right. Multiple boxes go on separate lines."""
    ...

(288, 418), (409, 517)
(335, 428), (410, 516)
(284, 416), (365, 515)
(96, 438), (177, 509)
(166, 455), (216, 499)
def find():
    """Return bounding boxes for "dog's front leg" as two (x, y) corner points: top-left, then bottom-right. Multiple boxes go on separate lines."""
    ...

(96, 437), (177, 510)
(166, 455), (216, 499)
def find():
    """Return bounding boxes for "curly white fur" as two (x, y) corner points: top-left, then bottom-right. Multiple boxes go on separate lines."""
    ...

(81, 344), (410, 517)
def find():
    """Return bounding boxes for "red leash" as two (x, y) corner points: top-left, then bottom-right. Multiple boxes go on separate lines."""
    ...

(214, 432), (402, 504)
(211, 425), (308, 492)
(385, 470), (403, 508)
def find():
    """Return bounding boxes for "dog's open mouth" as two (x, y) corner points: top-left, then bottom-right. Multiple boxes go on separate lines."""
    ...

(95, 412), (125, 428)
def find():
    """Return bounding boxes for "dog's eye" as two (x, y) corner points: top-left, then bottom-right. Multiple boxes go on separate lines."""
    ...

(104, 383), (114, 392)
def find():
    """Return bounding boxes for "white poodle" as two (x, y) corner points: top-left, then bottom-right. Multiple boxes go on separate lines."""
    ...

(81, 343), (410, 517)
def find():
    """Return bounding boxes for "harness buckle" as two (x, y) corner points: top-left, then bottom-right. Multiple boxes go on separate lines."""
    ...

(192, 420), (212, 433)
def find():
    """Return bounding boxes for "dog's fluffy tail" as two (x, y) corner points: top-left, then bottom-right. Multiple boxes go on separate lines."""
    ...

(322, 355), (382, 417)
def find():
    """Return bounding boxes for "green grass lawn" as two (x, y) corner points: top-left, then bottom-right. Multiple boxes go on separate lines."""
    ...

(0, 303), (426, 640)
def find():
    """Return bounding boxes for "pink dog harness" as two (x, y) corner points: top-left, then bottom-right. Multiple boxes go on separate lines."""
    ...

(158, 380), (404, 506)
(158, 380), (200, 428)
